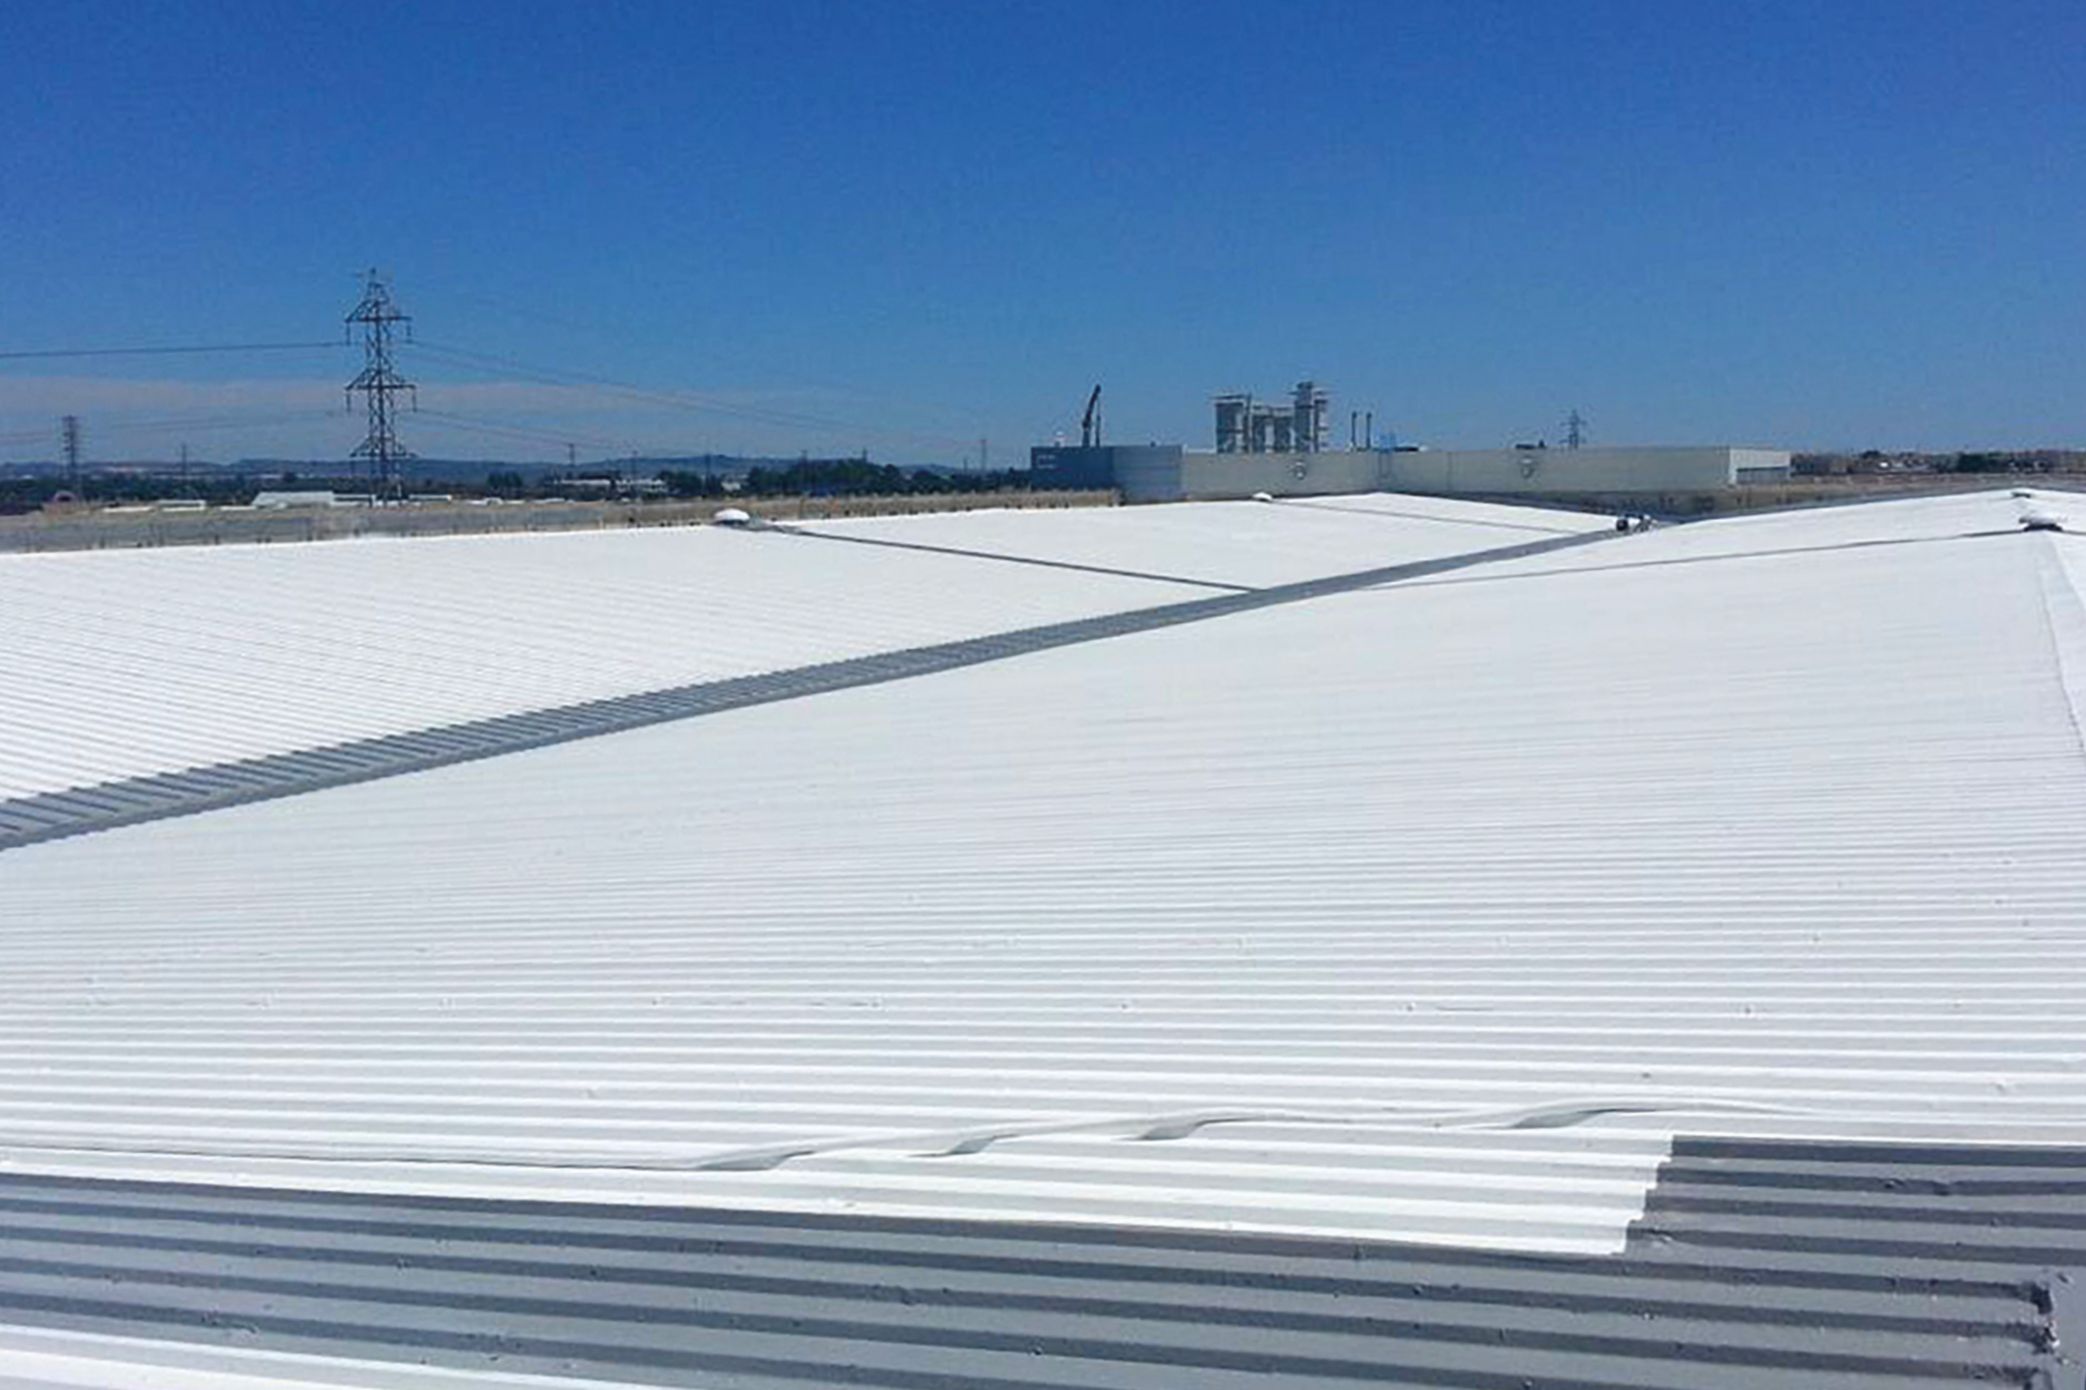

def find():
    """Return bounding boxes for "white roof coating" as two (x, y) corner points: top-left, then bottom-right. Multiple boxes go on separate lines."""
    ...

(800, 492), (1609, 589)
(0, 522), (1196, 803)
(0, 495), (1598, 806)
(0, 489), (2080, 1258)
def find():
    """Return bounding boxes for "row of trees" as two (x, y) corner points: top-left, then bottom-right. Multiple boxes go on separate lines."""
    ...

(662, 459), (1030, 498)
(1794, 450), (2086, 477)
(0, 460), (1056, 514)
(0, 474), (260, 513)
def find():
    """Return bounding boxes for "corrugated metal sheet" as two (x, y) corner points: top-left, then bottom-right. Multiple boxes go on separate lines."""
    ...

(0, 524), (1197, 803)
(0, 495), (1609, 806)
(0, 1141), (2072, 1389)
(0, 492), (2077, 1263)
(0, 489), (2081, 1387)
(1459, 486), (2024, 575)
(0, 530), (1612, 851)
(797, 494), (1609, 589)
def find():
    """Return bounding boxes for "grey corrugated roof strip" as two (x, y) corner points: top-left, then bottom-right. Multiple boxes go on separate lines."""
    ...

(1272, 496), (1591, 534)
(772, 523), (1261, 592)
(0, 1137), (2070, 1389)
(0, 528), (1614, 853)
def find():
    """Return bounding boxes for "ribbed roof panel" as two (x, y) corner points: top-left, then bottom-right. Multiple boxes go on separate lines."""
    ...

(0, 523), (1194, 802)
(798, 493), (1609, 589)
(0, 494), (1609, 806)
(0, 491), (2076, 1262)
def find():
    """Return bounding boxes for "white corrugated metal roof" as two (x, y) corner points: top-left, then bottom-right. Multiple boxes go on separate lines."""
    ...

(0, 495), (1598, 805)
(0, 523), (1195, 802)
(799, 493), (1609, 588)
(0, 489), (2078, 1261)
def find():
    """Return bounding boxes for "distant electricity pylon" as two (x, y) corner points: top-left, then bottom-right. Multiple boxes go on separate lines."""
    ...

(1564, 410), (1588, 450)
(345, 270), (416, 498)
(60, 415), (81, 488)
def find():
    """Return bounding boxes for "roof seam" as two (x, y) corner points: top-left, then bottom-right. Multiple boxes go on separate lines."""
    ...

(0, 528), (1618, 854)
(2029, 539), (2086, 767)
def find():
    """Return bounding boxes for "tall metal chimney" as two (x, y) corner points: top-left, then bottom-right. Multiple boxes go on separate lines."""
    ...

(1292, 381), (1328, 453)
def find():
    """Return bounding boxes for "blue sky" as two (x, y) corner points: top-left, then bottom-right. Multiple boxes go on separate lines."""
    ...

(1, 0), (2081, 465)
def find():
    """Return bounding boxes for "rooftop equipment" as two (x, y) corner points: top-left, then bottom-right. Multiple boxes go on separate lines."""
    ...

(1214, 381), (1330, 453)
(1214, 394), (1250, 454)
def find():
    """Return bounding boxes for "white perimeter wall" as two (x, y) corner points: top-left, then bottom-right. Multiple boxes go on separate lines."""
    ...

(1169, 451), (1386, 502)
(1164, 447), (1792, 501)
(1384, 447), (1758, 495)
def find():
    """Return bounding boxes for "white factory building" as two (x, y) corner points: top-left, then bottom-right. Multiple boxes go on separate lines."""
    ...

(1032, 381), (1792, 502)
(0, 487), (2079, 1388)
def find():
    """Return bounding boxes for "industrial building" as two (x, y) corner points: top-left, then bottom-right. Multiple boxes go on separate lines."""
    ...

(1384, 443), (1794, 492)
(0, 489), (2080, 1387)
(1032, 381), (1792, 502)
(1213, 379), (1331, 453)
(1036, 439), (1791, 503)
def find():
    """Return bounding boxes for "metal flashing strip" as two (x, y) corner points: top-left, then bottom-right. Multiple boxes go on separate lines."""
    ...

(0, 530), (1615, 853)
(0, 1137), (2070, 1388)
(1272, 496), (1593, 535)
(770, 523), (1260, 592)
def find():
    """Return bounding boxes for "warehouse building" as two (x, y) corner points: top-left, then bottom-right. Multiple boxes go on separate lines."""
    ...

(1383, 442), (1794, 492)
(1035, 441), (1790, 502)
(1032, 382), (1791, 501)
(0, 489), (2079, 1387)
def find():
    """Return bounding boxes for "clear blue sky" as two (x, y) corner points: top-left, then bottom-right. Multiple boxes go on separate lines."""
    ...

(1, 0), (2080, 465)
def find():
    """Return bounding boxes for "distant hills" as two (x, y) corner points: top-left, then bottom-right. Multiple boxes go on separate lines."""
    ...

(0, 454), (928, 484)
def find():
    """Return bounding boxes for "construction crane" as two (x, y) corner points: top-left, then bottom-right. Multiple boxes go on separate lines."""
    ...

(1079, 384), (1102, 448)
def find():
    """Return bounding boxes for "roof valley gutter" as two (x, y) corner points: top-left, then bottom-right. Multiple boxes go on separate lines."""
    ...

(1270, 497), (1589, 535)
(2028, 539), (2086, 762)
(767, 524), (1258, 592)
(0, 529), (1618, 854)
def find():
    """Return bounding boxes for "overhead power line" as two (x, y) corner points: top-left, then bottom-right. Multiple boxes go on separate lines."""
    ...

(3, 288), (982, 462)
(91, 408), (345, 438)
(5, 409), (340, 441)
(0, 409), (343, 453)
(415, 340), (973, 452)
(0, 341), (343, 363)
(416, 341), (855, 438)
(415, 279), (982, 442)
(415, 409), (646, 458)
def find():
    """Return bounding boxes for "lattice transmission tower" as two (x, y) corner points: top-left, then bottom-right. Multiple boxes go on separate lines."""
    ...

(344, 270), (415, 497)
(60, 415), (81, 489)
